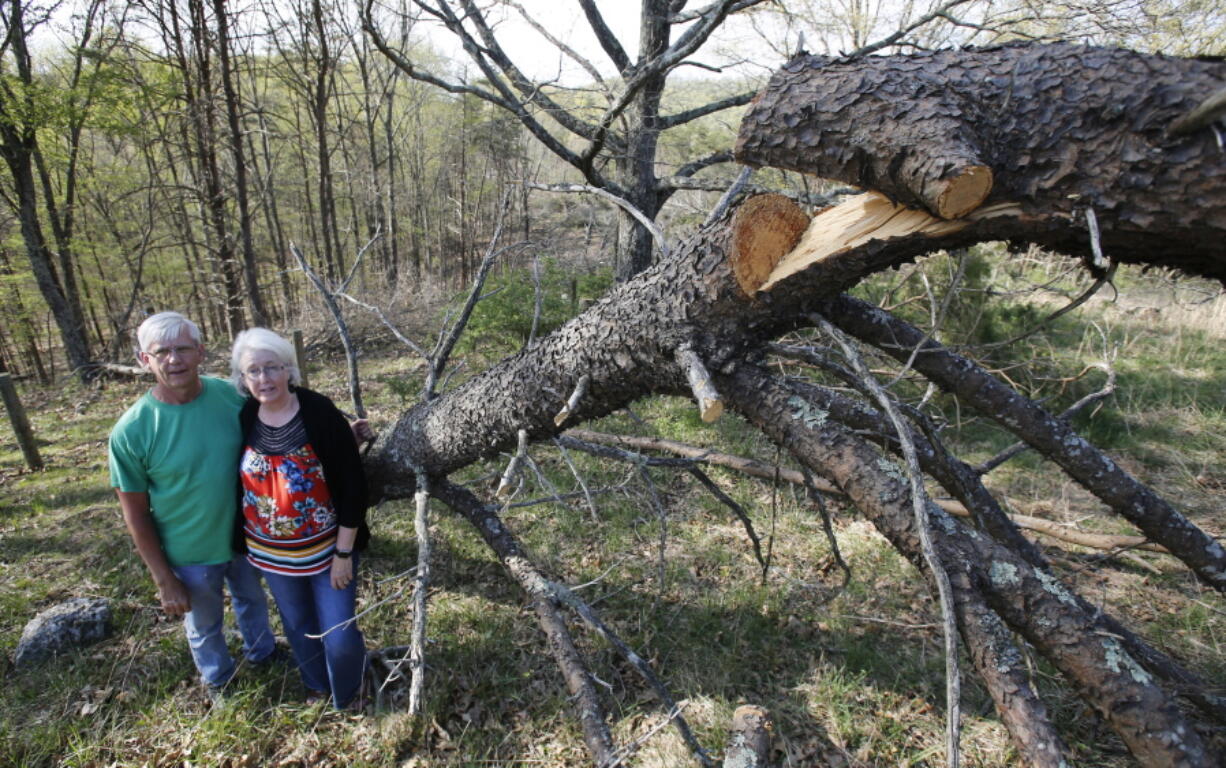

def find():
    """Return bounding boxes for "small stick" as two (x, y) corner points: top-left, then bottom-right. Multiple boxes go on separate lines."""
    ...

(687, 465), (765, 569)
(496, 429), (529, 499)
(335, 291), (430, 360)
(1167, 86), (1226, 137)
(976, 362), (1116, 474)
(551, 437), (600, 520)
(426, 190), (518, 399)
(527, 253), (543, 347)
(703, 165), (753, 227)
(675, 344), (723, 422)
(289, 243), (366, 417)
(555, 374), (591, 426)
(1085, 208), (1108, 271)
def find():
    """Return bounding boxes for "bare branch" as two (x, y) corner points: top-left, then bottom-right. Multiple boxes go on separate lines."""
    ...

(335, 291), (430, 361)
(671, 0), (766, 24)
(840, 0), (978, 61)
(506, 0), (608, 87)
(408, 471), (431, 715)
(555, 374), (592, 427)
(976, 361), (1117, 475)
(431, 480), (617, 764)
(658, 90), (756, 130)
(496, 429), (529, 500)
(288, 243), (365, 417)
(672, 149), (734, 179)
(687, 465), (765, 569)
(523, 182), (669, 258)
(576, 0), (630, 73)
(362, 0), (621, 192)
(703, 166), (753, 226)
(675, 343), (724, 421)
(815, 316), (962, 768)
(426, 190), (517, 399)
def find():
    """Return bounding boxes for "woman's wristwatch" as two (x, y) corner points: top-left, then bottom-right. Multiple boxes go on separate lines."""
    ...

(334, 549), (353, 559)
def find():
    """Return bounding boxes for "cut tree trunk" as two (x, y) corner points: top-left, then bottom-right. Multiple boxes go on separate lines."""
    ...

(364, 42), (1226, 767)
(736, 42), (1226, 281)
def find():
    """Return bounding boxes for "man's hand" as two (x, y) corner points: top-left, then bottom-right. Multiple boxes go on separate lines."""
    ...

(155, 574), (191, 617)
(116, 490), (192, 617)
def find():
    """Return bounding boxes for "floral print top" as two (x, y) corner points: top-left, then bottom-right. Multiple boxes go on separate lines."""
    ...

(239, 414), (338, 576)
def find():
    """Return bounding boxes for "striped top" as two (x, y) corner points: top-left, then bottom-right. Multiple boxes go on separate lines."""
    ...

(239, 414), (338, 576)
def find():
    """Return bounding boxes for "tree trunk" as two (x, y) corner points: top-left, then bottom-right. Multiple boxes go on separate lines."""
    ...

(735, 42), (1226, 281)
(212, 0), (268, 327)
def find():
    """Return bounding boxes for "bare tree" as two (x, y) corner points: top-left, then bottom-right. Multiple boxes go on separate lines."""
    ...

(361, 0), (777, 279)
(0, 0), (94, 381)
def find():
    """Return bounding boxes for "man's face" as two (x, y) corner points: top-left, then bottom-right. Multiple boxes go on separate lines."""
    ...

(140, 328), (204, 393)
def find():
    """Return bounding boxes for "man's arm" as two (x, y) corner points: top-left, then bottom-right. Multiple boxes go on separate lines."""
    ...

(115, 490), (191, 617)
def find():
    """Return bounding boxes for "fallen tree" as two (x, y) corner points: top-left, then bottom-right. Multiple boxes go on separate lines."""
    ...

(362, 41), (1226, 767)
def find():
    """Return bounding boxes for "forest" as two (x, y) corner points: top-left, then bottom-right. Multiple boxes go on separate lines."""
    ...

(2, 0), (1225, 766)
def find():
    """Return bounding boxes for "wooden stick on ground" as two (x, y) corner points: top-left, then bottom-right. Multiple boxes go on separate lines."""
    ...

(408, 471), (431, 716)
(566, 428), (1171, 557)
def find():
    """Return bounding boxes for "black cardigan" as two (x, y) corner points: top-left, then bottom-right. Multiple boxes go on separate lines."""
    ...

(233, 386), (371, 553)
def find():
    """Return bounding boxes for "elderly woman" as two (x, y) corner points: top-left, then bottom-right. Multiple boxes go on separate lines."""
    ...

(230, 327), (370, 709)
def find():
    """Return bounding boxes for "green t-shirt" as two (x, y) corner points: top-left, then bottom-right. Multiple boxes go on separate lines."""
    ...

(109, 376), (247, 567)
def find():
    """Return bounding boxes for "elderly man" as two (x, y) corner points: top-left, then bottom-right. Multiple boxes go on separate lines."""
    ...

(109, 312), (278, 702)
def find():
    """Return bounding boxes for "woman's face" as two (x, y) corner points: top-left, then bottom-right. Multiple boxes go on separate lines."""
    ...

(239, 349), (292, 407)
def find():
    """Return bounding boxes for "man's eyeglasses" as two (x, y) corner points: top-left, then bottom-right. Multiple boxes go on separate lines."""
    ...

(146, 345), (198, 361)
(243, 364), (288, 380)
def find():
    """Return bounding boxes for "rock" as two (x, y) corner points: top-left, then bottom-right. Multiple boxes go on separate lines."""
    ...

(14, 597), (113, 668)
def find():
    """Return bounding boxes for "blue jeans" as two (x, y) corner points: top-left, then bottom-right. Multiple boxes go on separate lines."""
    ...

(173, 555), (275, 687)
(263, 557), (366, 708)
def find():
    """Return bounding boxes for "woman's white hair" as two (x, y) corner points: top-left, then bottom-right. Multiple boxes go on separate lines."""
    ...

(136, 311), (201, 361)
(229, 327), (303, 395)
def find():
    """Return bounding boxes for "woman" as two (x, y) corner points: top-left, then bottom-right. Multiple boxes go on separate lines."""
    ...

(230, 327), (370, 709)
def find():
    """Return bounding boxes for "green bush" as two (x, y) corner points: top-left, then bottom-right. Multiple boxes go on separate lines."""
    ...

(455, 259), (613, 353)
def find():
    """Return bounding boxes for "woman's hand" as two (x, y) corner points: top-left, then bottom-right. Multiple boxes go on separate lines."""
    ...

(350, 418), (375, 445)
(330, 554), (354, 590)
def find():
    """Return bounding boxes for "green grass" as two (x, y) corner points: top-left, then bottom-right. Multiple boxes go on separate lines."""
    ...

(2, 261), (1225, 766)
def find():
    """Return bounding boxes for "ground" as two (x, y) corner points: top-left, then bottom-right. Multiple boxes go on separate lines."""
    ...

(1, 261), (1224, 767)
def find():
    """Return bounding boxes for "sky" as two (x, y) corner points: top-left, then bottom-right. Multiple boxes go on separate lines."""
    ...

(406, 1), (790, 85)
(24, 0), (792, 86)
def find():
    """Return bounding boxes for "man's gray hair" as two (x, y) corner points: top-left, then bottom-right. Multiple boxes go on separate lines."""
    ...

(229, 327), (303, 395)
(136, 312), (201, 361)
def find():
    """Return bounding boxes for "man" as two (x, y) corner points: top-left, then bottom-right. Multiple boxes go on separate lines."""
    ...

(109, 312), (277, 701)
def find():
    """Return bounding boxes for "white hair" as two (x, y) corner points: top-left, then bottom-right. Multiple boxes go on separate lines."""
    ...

(230, 327), (303, 395)
(136, 312), (201, 362)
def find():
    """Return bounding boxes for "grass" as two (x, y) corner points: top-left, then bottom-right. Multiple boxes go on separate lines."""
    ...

(2, 261), (1225, 766)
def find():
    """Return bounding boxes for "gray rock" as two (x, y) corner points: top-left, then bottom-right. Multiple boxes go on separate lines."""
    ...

(14, 597), (113, 668)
